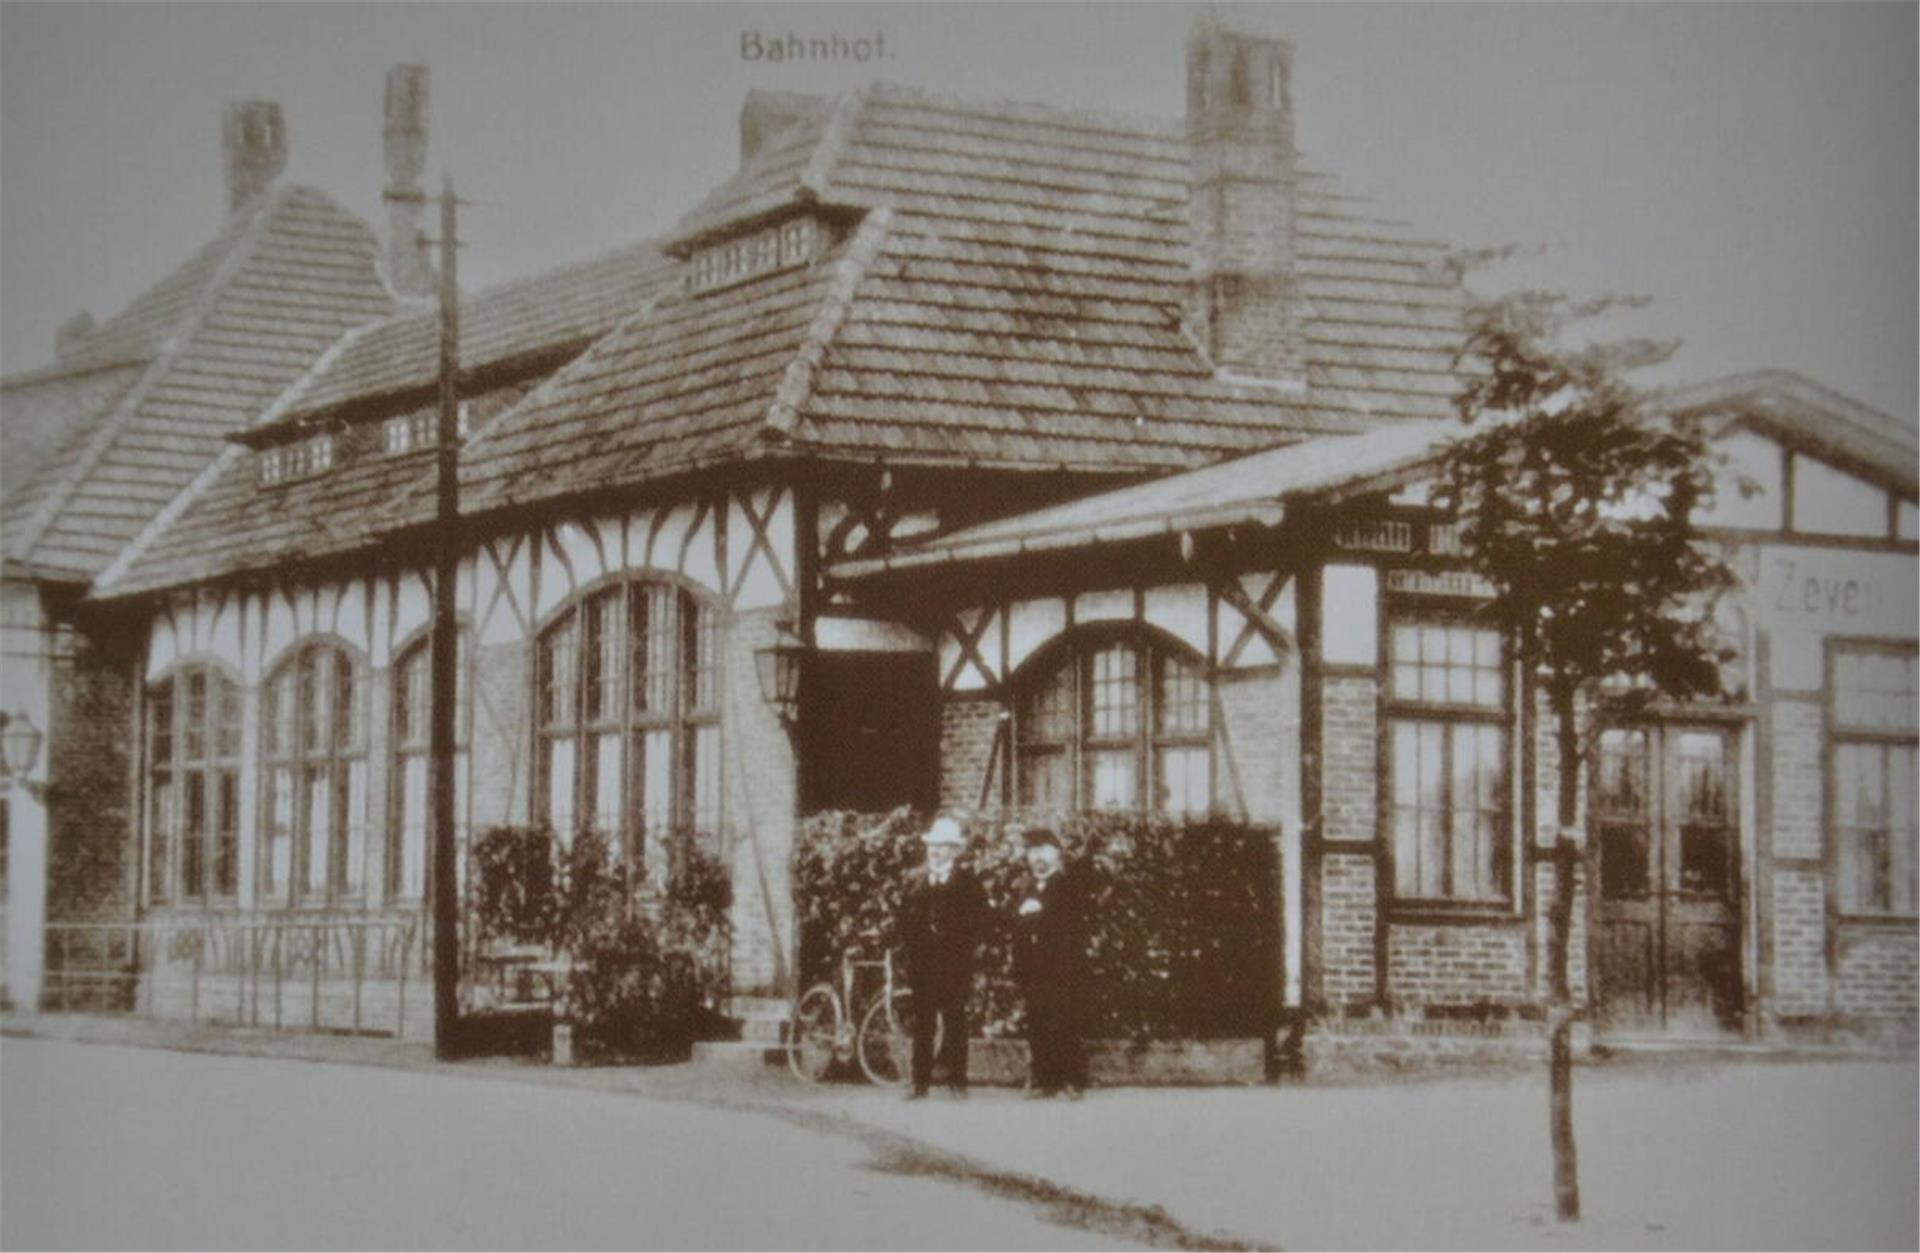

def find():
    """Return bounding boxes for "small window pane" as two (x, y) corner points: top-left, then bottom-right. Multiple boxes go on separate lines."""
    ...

(546, 737), (576, 840)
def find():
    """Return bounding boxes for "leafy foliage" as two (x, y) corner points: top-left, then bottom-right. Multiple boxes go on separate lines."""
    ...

(794, 809), (1278, 1041)
(468, 825), (731, 1061)
(1439, 289), (1741, 742)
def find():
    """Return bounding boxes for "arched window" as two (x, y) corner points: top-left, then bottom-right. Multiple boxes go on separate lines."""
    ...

(145, 664), (241, 904)
(261, 642), (366, 903)
(1015, 633), (1211, 816)
(390, 635), (469, 903)
(536, 580), (721, 869)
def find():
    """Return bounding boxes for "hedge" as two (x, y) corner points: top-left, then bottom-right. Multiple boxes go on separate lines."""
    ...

(794, 810), (1280, 1041)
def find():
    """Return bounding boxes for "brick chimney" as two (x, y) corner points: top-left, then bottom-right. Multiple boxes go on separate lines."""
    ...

(739, 90), (822, 167)
(223, 100), (286, 215)
(382, 64), (435, 298)
(1186, 15), (1303, 384)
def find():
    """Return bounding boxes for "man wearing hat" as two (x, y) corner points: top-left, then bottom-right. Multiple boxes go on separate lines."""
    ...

(1013, 826), (1090, 1099)
(898, 816), (986, 1099)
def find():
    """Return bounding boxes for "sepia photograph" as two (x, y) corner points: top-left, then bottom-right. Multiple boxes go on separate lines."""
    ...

(1, 2), (1915, 1249)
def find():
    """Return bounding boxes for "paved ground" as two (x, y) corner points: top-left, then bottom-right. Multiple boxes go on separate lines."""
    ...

(3, 1015), (1914, 1251)
(0, 1037), (1144, 1251)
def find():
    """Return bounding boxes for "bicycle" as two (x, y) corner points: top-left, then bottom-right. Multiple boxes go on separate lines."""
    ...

(786, 947), (939, 1086)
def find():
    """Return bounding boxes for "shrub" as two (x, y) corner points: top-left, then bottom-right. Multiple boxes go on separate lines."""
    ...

(793, 810), (1279, 1041)
(468, 825), (732, 1062)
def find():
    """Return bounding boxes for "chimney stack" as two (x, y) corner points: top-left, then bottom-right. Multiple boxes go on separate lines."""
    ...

(223, 100), (286, 216)
(55, 311), (95, 360)
(382, 64), (435, 298)
(1186, 16), (1303, 384)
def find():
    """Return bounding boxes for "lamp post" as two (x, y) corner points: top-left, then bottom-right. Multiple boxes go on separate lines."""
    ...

(1, 710), (48, 1013)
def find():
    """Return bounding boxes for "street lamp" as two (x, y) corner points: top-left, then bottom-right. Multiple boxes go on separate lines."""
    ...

(0, 710), (44, 790)
(753, 627), (807, 730)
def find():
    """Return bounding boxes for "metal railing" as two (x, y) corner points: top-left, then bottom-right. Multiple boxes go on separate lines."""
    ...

(42, 916), (429, 1038)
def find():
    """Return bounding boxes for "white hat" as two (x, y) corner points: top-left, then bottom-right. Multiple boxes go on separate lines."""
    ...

(921, 817), (966, 847)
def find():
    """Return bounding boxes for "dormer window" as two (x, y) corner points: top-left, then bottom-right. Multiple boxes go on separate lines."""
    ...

(258, 432), (334, 486)
(688, 216), (819, 295)
(382, 403), (472, 456)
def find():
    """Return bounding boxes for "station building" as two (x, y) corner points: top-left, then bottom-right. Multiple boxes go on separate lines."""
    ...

(4, 21), (1912, 1051)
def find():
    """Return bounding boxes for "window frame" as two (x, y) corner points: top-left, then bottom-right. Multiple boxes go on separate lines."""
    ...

(1826, 639), (1918, 921)
(258, 639), (368, 907)
(143, 662), (243, 908)
(1381, 610), (1516, 910)
(533, 576), (724, 876)
(1012, 626), (1213, 819)
(388, 631), (472, 905)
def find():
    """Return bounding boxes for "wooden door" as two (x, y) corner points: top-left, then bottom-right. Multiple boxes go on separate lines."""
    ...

(1592, 725), (1742, 1036)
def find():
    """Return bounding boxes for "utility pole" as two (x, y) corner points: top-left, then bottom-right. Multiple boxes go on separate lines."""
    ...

(430, 173), (462, 1059)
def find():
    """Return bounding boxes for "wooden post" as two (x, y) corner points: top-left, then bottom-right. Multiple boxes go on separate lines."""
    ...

(430, 174), (462, 1059)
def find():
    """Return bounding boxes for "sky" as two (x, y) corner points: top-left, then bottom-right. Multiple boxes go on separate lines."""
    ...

(2, 1), (1914, 421)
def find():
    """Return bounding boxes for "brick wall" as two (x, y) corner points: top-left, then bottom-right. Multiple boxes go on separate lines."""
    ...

(939, 696), (1004, 813)
(1321, 852), (1376, 1007)
(1770, 696), (1824, 860)
(1388, 923), (1529, 1008)
(1771, 869), (1829, 1014)
(1321, 674), (1376, 842)
(46, 627), (138, 924)
(1834, 927), (1917, 1018)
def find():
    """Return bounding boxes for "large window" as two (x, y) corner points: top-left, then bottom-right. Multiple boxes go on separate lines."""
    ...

(1015, 633), (1211, 815)
(390, 635), (470, 903)
(145, 665), (241, 904)
(1832, 647), (1917, 916)
(536, 581), (721, 870)
(261, 643), (367, 903)
(1386, 620), (1510, 903)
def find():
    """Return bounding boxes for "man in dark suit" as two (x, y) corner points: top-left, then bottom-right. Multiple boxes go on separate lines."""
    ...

(1013, 826), (1090, 1099)
(898, 816), (986, 1100)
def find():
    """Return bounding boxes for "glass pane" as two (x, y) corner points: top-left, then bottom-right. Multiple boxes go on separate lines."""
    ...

(546, 737), (576, 840)
(335, 653), (358, 751)
(216, 676), (241, 760)
(541, 619), (577, 728)
(1836, 743), (1886, 828)
(1021, 661), (1074, 744)
(148, 778), (173, 904)
(1835, 652), (1918, 732)
(1391, 720), (1445, 897)
(692, 723), (721, 834)
(303, 766), (330, 895)
(583, 590), (622, 724)
(592, 732), (623, 834)
(1674, 733), (1730, 895)
(1156, 653), (1209, 737)
(1088, 644), (1140, 739)
(342, 759), (367, 896)
(215, 771), (239, 896)
(1087, 750), (1137, 810)
(150, 680), (174, 765)
(1449, 723), (1503, 900)
(1017, 749), (1070, 813)
(183, 671), (208, 763)
(264, 767), (293, 897)
(399, 754), (428, 899)
(684, 594), (718, 713)
(640, 727), (674, 870)
(1891, 749), (1917, 915)
(1392, 626), (1419, 663)
(181, 773), (206, 898)
(634, 585), (675, 714)
(1157, 745), (1209, 815)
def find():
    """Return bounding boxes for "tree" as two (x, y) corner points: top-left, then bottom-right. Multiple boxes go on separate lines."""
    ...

(1434, 289), (1741, 1222)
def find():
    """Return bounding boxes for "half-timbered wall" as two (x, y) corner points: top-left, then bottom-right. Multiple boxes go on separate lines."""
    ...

(136, 485), (802, 997)
(929, 571), (1306, 1008)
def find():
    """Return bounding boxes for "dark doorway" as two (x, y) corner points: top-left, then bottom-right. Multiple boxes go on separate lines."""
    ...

(802, 650), (939, 813)
(1591, 724), (1744, 1036)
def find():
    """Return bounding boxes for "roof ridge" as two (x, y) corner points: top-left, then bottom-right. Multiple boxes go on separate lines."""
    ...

(863, 80), (1180, 144)
(9, 186), (289, 564)
(800, 84), (869, 200)
(763, 207), (894, 441)
(95, 301), (379, 592)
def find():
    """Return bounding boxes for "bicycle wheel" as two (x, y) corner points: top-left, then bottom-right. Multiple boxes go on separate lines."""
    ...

(787, 984), (842, 1083)
(857, 989), (914, 1087)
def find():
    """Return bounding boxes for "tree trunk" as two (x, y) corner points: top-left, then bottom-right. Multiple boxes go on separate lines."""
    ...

(1547, 690), (1582, 1222)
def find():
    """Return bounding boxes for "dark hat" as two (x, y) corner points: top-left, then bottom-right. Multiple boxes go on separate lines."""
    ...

(1020, 826), (1061, 849)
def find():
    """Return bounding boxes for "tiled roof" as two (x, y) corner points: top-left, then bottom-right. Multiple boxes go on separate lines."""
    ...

(282, 239), (675, 418)
(106, 80), (1472, 598)
(5, 185), (393, 578)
